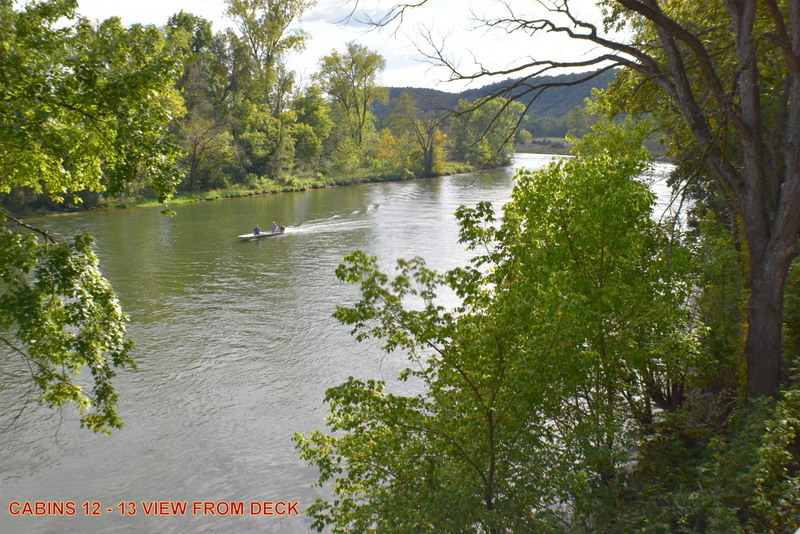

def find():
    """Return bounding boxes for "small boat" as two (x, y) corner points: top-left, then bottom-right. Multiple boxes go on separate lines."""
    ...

(238, 227), (285, 240)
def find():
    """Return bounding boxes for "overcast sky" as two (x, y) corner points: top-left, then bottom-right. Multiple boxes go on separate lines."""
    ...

(75, 0), (607, 91)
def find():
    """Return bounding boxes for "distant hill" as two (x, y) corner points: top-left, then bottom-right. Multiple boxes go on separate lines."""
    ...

(374, 68), (618, 122)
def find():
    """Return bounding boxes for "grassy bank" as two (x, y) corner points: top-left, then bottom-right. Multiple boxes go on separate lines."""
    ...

(15, 162), (477, 218)
(147, 164), (474, 208)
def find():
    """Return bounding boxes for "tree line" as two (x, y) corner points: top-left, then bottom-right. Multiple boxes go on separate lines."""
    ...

(2, 0), (538, 216)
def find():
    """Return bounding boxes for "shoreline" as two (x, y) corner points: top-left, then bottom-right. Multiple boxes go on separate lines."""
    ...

(16, 162), (477, 221)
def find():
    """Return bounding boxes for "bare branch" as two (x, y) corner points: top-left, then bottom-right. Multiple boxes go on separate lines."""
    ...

(1, 210), (63, 244)
(346, 0), (431, 28)
(483, 0), (663, 74)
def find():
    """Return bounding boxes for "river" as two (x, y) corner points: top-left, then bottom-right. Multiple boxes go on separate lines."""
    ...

(0, 154), (676, 533)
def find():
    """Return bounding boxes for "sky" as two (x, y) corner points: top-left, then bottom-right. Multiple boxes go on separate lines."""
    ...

(74, 0), (608, 92)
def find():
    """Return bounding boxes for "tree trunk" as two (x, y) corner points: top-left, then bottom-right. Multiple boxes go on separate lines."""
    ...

(741, 100), (800, 397)
(423, 144), (434, 178)
(745, 243), (793, 398)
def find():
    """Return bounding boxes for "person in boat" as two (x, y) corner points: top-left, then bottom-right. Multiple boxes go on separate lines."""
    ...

(254, 224), (261, 235)
(271, 221), (279, 232)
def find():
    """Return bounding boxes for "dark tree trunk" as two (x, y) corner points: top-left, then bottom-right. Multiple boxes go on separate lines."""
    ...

(422, 143), (434, 178)
(745, 243), (794, 397)
(634, 0), (800, 398)
(404, 0), (800, 397)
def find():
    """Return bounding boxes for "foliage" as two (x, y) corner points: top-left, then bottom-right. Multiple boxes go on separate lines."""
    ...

(449, 97), (525, 168)
(317, 42), (388, 153)
(224, 0), (313, 99)
(385, 92), (447, 177)
(0, 218), (134, 433)
(589, 0), (800, 398)
(0, 0), (184, 204)
(751, 388), (800, 530)
(166, 10), (236, 191)
(565, 104), (598, 139)
(296, 121), (705, 532)
(174, 59), (236, 191)
(683, 210), (747, 392)
(615, 389), (800, 533)
(524, 115), (568, 139)
(1, 0), (181, 432)
(176, 110), (236, 191)
(515, 128), (533, 145)
(293, 84), (334, 168)
(783, 260), (800, 371)
(218, 0), (316, 180)
(2, 2), (618, 212)
(235, 99), (296, 179)
(373, 0), (800, 399)
(166, 10), (214, 57)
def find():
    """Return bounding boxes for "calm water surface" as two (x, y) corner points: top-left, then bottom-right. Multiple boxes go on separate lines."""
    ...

(0, 154), (674, 533)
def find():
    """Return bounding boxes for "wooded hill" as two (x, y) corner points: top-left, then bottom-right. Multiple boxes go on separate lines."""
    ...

(376, 68), (618, 137)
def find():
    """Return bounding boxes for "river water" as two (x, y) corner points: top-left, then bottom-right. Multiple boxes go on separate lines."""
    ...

(0, 154), (676, 533)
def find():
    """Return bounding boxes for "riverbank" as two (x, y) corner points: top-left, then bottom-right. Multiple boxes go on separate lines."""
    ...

(7, 161), (477, 219)
(515, 138), (574, 155)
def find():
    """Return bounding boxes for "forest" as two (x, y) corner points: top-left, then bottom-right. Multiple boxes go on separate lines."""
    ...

(2, 0), (800, 532)
(0, 0), (600, 216)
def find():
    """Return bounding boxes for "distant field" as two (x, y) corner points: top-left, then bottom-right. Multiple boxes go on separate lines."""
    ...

(515, 138), (574, 155)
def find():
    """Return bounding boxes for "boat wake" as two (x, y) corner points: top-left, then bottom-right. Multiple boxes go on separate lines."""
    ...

(289, 207), (377, 235)
(290, 220), (371, 235)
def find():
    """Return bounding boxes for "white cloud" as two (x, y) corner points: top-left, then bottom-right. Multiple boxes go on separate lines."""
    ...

(76, 0), (231, 29)
(303, 0), (361, 24)
(74, 0), (609, 90)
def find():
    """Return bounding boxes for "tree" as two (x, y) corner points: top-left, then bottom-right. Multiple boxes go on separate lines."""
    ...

(515, 128), (533, 145)
(166, 10), (214, 58)
(386, 92), (446, 177)
(224, 0), (313, 107)
(359, 0), (800, 399)
(296, 122), (699, 531)
(0, 0), (184, 432)
(221, 0), (315, 180)
(566, 104), (596, 139)
(598, 0), (800, 399)
(236, 99), (296, 179)
(1, 6), (183, 202)
(449, 97), (525, 168)
(293, 84), (334, 168)
(525, 115), (567, 138)
(167, 12), (236, 191)
(317, 42), (388, 149)
(175, 90), (235, 191)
